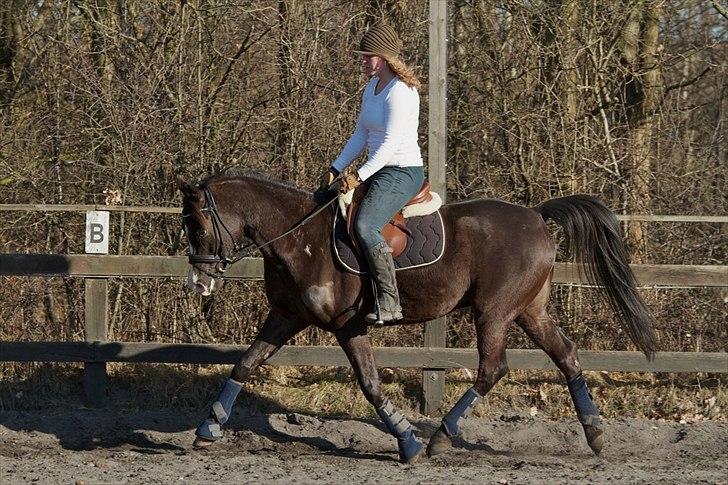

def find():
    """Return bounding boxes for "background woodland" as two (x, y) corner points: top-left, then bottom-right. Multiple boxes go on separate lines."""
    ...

(0, 0), (725, 356)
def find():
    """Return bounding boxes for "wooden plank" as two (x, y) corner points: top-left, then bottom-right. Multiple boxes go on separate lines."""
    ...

(428, 1), (447, 197)
(84, 279), (108, 341)
(83, 278), (108, 407)
(1, 342), (726, 373)
(423, 0), (448, 416)
(1, 204), (725, 223)
(0, 254), (264, 279)
(423, 320), (447, 415)
(553, 263), (728, 287)
(83, 363), (107, 406)
(614, 214), (728, 223)
(1, 255), (725, 287)
(0, 204), (180, 214)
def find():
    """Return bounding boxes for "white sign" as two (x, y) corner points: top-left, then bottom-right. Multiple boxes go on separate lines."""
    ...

(85, 211), (110, 254)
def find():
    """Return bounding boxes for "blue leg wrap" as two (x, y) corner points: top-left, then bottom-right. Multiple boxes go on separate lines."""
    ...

(195, 378), (243, 441)
(567, 373), (601, 427)
(376, 399), (423, 463)
(441, 387), (481, 437)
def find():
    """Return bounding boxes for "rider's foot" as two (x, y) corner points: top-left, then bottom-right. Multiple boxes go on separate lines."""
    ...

(364, 308), (403, 324)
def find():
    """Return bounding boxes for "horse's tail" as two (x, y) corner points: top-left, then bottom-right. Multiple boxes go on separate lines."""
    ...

(535, 195), (657, 360)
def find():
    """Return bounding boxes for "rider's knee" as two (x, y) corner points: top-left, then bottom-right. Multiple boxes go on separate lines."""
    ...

(354, 218), (378, 249)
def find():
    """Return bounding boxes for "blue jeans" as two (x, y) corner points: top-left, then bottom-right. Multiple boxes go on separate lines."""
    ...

(354, 166), (425, 250)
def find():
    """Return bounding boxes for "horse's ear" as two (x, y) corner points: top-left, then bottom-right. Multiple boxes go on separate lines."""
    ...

(178, 175), (202, 203)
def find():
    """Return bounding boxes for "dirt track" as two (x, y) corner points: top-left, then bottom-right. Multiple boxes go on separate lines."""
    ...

(1, 409), (726, 484)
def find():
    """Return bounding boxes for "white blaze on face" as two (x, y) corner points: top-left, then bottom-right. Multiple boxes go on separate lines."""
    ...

(186, 267), (217, 296)
(186, 240), (218, 296)
(186, 267), (199, 290)
(304, 244), (312, 257)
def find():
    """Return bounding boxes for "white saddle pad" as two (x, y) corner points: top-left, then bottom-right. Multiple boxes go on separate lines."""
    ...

(338, 189), (442, 220)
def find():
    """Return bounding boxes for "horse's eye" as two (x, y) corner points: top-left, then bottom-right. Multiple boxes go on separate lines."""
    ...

(197, 230), (208, 239)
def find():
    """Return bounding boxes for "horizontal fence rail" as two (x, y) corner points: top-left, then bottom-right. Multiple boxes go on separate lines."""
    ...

(1, 342), (726, 373)
(1, 241), (726, 407)
(0, 204), (182, 214)
(1, 204), (728, 223)
(1, 254), (726, 287)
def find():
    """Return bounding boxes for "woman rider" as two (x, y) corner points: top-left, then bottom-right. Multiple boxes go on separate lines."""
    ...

(318, 23), (424, 325)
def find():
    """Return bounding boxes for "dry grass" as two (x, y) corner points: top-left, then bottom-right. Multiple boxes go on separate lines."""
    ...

(1, 363), (724, 423)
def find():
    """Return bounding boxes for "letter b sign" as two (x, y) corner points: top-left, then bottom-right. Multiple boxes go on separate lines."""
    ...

(85, 211), (110, 254)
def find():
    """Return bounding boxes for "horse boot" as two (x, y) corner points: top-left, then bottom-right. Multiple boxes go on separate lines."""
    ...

(567, 373), (603, 455)
(364, 241), (403, 324)
(427, 387), (481, 457)
(376, 398), (424, 463)
(194, 378), (243, 447)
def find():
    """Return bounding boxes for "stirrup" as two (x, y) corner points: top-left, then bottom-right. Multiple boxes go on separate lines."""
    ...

(365, 309), (402, 325)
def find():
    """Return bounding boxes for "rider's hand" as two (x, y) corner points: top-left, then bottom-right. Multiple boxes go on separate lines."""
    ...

(314, 168), (338, 204)
(318, 169), (337, 192)
(339, 173), (361, 195)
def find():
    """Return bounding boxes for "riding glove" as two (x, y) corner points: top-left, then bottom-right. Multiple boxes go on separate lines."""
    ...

(313, 167), (339, 204)
(340, 173), (361, 194)
(319, 168), (338, 191)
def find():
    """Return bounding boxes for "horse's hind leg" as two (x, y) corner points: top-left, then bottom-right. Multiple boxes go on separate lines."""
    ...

(427, 312), (510, 457)
(335, 323), (424, 464)
(193, 310), (307, 448)
(515, 282), (603, 455)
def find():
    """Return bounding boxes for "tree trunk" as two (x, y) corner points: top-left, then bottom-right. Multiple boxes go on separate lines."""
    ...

(81, 0), (116, 93)
(624, 2), (662, 262)
(450, 0), (470, 197)
(551, 0), (580, 194)
(0, 0), (17, 111)
(277, 0), (297, 180)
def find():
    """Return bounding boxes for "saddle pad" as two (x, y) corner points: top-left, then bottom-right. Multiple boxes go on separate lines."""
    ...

(332, 210), (446, 274)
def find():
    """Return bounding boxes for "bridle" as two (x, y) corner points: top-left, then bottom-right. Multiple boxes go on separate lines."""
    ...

(183, 183), (339, 279)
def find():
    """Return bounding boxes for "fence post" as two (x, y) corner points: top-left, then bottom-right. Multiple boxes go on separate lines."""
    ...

(83, 211), (109, 407)
(422, 0), (448, 416)
(84, 278), (108, 406)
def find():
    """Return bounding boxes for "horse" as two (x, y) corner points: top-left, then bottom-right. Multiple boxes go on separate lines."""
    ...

(179, 169), (657, 464)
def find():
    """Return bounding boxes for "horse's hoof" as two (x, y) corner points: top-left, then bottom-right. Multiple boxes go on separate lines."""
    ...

(193, 436), (216, 449)
(583, 424), (604, 455)
(426, 426), (452, 457)
(400, 440), (425, 464)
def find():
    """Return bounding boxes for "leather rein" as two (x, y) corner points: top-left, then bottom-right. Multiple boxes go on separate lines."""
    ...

(183, 184), (339, 279)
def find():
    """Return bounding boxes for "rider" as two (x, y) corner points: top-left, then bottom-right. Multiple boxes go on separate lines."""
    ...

(318, 23), (425, 324)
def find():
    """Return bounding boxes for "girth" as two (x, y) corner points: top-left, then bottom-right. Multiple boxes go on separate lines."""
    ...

(346, 181), (432, 258)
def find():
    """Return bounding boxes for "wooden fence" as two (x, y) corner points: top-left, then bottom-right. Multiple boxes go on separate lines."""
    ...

(3, 0), (725, 413)
(1, 251), (726, 410)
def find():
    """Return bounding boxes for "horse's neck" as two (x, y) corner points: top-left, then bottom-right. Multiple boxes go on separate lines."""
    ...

(234, 179), (322, 255)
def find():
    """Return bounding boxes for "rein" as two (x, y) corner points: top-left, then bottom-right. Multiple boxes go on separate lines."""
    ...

(184, 183), (340, 278)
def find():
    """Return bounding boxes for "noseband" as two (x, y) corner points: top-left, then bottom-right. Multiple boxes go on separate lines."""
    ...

(183, 183), (339, 279)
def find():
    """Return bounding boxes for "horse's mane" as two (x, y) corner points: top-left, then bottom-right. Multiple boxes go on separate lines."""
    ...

(200, 168), (311, 196)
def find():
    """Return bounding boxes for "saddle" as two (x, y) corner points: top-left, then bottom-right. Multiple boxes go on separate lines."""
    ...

(345, 181), (434, 258)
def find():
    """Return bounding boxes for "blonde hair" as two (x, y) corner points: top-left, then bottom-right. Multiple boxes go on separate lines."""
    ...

(386, 57), (421, 90)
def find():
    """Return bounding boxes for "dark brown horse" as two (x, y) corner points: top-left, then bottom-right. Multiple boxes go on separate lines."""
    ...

(179, 170), (657, 463)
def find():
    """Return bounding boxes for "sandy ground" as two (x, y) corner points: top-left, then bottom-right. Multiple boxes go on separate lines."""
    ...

(0, 409), (726, 484)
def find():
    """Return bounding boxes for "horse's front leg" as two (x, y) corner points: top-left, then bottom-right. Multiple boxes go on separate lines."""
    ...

(335, 323), (424, 464)
(194, 311), (307, 448)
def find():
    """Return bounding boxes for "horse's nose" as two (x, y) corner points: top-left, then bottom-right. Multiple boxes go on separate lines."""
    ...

(195, 282), (210, 295)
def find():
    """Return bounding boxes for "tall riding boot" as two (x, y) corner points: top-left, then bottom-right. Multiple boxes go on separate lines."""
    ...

(364, 241), (403, 324)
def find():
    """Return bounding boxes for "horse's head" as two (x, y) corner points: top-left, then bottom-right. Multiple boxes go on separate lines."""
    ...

(179, 177), (241, 296)
(179, 170), (309, 296)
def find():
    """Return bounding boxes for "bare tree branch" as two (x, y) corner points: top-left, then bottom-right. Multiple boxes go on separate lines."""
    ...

(710, 0), (728, 20)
